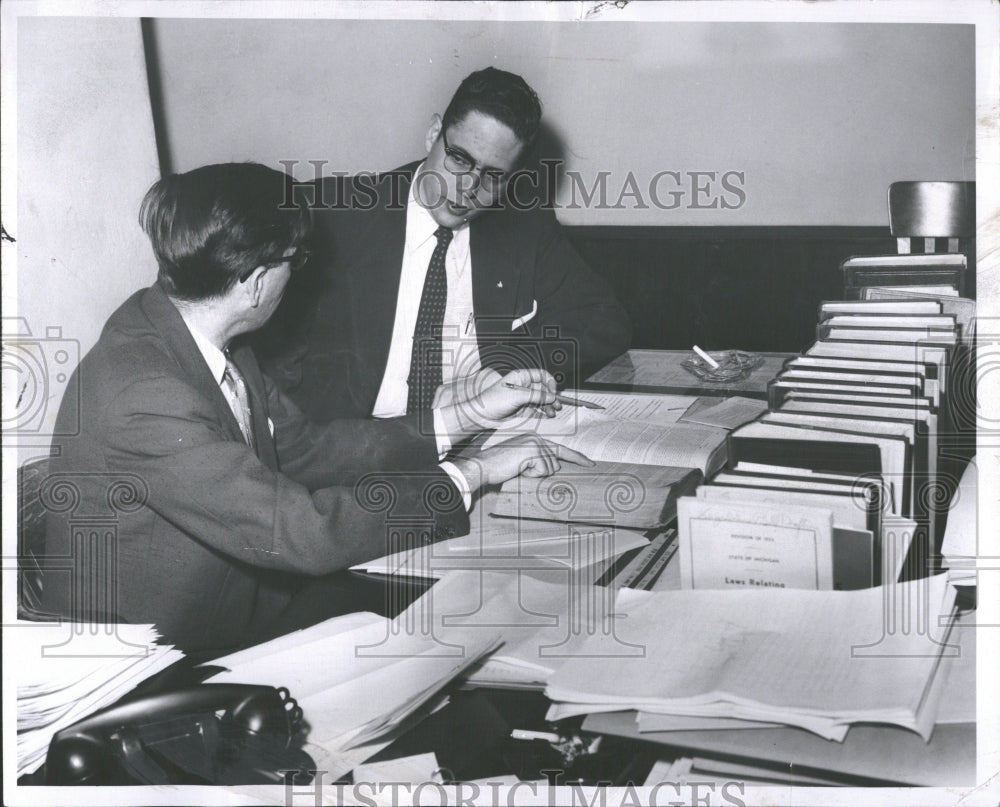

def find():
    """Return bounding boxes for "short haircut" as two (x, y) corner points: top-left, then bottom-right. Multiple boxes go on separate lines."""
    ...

(139, 162), (311, 301)
(441, 67), (542, 146)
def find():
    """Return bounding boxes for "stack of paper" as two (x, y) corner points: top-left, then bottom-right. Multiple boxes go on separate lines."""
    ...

(14, 622), (184, 776)
(205, 609), (500, 774)
(545, 575), (957, 742)
(395, 571), (635, 690)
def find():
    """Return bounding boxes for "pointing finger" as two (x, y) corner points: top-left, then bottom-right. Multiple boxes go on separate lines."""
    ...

(549, 442), (595, 467)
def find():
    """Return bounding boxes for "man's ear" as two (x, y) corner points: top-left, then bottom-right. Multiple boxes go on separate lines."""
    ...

(243, 267), (266, 307)
(425, 114), (443, 154)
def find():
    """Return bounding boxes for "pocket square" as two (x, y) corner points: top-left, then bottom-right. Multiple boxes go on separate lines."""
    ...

(511, 299), (538, 331)
(267, 417), (275, 437)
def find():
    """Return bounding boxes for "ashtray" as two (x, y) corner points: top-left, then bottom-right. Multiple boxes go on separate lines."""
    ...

(681, 350), (764, 382)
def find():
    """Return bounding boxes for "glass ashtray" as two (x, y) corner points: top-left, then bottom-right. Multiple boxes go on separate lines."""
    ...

(681, 350), (764, 382)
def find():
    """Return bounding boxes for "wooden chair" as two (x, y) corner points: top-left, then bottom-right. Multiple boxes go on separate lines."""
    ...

(842, 181), (975, 297)
(18, 456), (53, 620)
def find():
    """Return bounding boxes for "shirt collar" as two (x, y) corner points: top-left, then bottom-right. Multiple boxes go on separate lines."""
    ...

(178, 313), (228, 386)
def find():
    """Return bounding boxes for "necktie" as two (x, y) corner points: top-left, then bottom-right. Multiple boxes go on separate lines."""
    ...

(222, 354), (256, 450)
(407, 225), (454, 413)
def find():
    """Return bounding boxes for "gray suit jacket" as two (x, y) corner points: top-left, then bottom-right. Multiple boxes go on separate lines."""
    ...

(41, 283), (466, 652)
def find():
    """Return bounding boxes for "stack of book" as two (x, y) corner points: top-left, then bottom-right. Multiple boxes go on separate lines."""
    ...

(677, 288), (974, 592)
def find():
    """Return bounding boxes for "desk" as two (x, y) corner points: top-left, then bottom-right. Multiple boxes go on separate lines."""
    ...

(584, 349), (794, 399)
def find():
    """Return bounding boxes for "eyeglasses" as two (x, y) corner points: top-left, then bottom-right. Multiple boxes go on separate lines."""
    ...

(239, 247), (311, 283)
(440, 129), (509, 194)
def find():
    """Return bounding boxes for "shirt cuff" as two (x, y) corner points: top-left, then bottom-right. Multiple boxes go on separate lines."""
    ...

(433, 407), (453, 459)
(439, 461), (473, 512)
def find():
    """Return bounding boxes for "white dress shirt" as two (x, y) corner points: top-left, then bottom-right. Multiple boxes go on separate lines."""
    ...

(372, 164), (482, 419)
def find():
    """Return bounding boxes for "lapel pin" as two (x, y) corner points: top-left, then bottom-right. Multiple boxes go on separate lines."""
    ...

(496, 281), (503, 289)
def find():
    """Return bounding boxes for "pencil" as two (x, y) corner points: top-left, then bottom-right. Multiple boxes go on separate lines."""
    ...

(502, 382), (605, 410)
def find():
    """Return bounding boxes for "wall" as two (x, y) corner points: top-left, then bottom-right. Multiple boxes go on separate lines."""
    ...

(149, 19), (975, 226)
(12, 16), (161, 459)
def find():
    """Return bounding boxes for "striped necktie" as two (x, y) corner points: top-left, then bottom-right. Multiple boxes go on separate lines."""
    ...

(406, 225), (454, 413)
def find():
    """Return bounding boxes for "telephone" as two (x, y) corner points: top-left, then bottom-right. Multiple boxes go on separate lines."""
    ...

(45, 684), (315, 786)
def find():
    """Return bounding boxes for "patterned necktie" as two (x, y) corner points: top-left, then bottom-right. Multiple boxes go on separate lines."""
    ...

(407, 225), (454, 413)
(222, 354), (256, 449)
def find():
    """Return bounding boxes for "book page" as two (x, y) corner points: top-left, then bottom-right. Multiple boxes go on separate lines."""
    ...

(564, 390), (699, 425)
(481, 392), (700, 449)
(545, 420), (728, 475)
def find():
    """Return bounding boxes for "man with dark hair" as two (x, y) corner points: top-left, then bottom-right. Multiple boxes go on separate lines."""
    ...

(40, 162), (587, 654)
(259, 67), (631, 422)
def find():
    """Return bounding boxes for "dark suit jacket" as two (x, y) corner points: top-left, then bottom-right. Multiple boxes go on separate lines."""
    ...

(258, 164), (631, 422)
(40, 283), (467, 652)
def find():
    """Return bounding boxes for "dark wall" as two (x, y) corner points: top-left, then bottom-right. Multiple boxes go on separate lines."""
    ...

(566, 226), (974, 355)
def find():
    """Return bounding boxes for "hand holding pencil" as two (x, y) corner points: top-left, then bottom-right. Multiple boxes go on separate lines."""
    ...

(434, 367), (563, 434)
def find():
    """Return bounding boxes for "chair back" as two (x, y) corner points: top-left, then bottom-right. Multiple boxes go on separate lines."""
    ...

(888, 181), (975, 254)
(18, 456), (52, 620)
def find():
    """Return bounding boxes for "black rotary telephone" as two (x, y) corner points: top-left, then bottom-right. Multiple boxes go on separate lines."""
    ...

(45, 684), (315, 786)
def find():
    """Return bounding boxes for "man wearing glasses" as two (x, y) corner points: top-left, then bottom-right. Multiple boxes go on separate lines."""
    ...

(39, 162), (589, 654)
(259, 67), (631, 423)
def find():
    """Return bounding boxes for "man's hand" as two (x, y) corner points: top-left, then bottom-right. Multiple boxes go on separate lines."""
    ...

(449, 435), (594, 492)
(436, 368), (561, 438)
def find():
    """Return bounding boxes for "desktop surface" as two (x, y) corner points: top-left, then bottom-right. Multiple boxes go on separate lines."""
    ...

(584, 349), (795, 399)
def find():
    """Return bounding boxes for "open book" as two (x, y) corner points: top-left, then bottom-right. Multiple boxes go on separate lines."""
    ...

(484, 404), (729, 477)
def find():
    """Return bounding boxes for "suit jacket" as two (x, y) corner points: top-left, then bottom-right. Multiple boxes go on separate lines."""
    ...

(40, 283), (467, 653)
(258, 164), (631, 421)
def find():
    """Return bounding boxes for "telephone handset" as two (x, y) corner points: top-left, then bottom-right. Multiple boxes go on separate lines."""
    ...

(46, 684), (315, 786)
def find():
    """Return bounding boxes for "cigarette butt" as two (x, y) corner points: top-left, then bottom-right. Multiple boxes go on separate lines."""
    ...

(692, 345), (720, 369)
